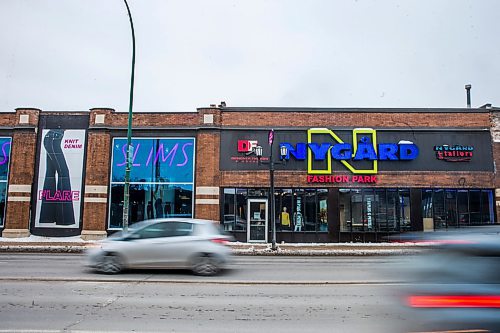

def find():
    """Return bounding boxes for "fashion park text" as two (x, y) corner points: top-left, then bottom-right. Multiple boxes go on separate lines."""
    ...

(307, 175), (377, 184)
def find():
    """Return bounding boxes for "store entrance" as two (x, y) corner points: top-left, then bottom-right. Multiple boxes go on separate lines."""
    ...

(247, 199), (268, 243)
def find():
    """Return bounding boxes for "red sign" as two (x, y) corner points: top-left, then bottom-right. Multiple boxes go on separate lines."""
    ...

(237, 140), (258, 153)
(307, 175), (377, 184)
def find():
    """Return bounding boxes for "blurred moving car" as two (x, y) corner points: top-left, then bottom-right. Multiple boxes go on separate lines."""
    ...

(86, 218), (233, 276)
(399, 227), (500, 332)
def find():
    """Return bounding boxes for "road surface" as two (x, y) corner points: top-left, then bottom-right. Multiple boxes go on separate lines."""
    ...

(0, 253), (417, 332)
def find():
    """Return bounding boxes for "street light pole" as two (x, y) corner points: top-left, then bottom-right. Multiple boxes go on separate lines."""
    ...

(269, 138), (276, 251)
(255, 131), (287, 251)
(122, 0), (136, 233)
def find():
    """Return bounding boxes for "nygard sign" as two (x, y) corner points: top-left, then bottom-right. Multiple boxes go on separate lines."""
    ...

(281, 128), (419, 175)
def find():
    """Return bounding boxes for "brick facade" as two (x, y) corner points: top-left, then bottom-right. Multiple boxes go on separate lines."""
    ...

(0, 106), (498, 240)
(3, 109), (40, 237)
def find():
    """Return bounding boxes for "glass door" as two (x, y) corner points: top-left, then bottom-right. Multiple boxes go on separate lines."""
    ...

(247, 199), (267, 243)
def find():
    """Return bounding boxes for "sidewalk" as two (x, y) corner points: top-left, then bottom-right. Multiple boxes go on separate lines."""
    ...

(0, 235), (431, 255)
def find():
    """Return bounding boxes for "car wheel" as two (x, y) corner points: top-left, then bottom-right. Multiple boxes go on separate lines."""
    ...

(97, 253), (123, 274)
(191, 253), (220, 276)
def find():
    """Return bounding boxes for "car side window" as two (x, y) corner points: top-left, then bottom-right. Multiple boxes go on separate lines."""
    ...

(168, 222), (194, 237)
(134, 222), (171, 239)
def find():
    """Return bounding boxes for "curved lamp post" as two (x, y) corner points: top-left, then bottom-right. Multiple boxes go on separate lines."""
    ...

(255, 134), (288, 251)
(122, 0), (136, 233)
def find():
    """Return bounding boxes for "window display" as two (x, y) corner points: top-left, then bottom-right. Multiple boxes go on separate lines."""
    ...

(223, 188), (328, 233)
(339, 188), (411, 232)
(423, 188), (495, 229)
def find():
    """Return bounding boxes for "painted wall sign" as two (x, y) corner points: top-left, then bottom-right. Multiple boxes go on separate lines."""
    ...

(282, 128), (418, 175)
(434, 145), (474, 162)
(35, 129), (86, 228)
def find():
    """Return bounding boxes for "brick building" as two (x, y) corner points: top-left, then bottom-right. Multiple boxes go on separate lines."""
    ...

(0, 105), (498, 242)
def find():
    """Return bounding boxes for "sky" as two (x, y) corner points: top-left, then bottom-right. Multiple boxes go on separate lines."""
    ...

(0, 0), (499, 113)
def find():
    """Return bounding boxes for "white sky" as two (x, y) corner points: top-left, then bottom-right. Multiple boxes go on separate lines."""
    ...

(1, 0), (498, 112)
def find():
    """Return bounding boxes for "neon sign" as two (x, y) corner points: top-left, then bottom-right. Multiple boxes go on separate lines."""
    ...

(115, 142), (193, 167)
(281, 128), (419, 175)
(434, 145), (473, 162)
(0, 141), (11, 166)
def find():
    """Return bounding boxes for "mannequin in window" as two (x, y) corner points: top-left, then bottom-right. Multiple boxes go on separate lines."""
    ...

(280, 207), (290, 230)
(294, 211), (303, 231)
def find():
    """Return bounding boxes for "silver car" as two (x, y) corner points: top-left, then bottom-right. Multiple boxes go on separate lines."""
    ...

(85, 218), (233, 276)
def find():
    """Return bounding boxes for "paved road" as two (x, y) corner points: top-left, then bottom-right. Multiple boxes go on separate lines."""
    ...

(0, 253), (414, 283)
(0, 254), (416, 332)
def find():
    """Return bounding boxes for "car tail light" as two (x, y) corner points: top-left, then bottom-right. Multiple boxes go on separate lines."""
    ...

(408, 295), (500, 308)
(211, 238), (229, 245)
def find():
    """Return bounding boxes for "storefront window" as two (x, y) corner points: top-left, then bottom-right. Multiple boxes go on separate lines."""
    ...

(363, 189), (376, 231)
(399, 190), (411, 231)
(293, 189), (305, 232)
(445, 190), (458, 227)
(304, 189), (317, 231)
(386, 190), (399, 231)
(340, 188), (410, 233)
(223, 189), (235, 231)
(433, 189), (446, 229)
(375, 190), (387, 231)
(109, 138), (195, 229)
(422, 189), (495, 229)
(318, 189), (328, 232)
(235, 189), (247, 231)
(339, 189), (351, 232)
(422, 190), (433, 219)
(482, 190), (494, 223)
(0, 137), (12, 227)
(469, 190), (481, 225)
(351, 189), (363, 231)
(222, 188), (328, 233)
(276, 189), (292, 231)
(457, 190), (469, 226)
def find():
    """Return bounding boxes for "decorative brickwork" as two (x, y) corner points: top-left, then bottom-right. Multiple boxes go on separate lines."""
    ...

(4, 109), (40, 232)
(81, 131), (111, 232)
(195, 131), (221, 220)
(221, 111), (491, 128)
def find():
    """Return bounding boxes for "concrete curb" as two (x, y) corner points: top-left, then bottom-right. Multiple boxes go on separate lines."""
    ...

(0, 242), (430, 255)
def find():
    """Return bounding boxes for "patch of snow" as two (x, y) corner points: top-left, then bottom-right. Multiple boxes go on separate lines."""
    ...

(0, 235), (95, 243)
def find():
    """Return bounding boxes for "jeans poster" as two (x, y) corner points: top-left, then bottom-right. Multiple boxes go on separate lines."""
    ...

(35, 129), (86, 228)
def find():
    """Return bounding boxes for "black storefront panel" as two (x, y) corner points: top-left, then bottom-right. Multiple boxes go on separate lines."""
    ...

(220, 129), (493, 172)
